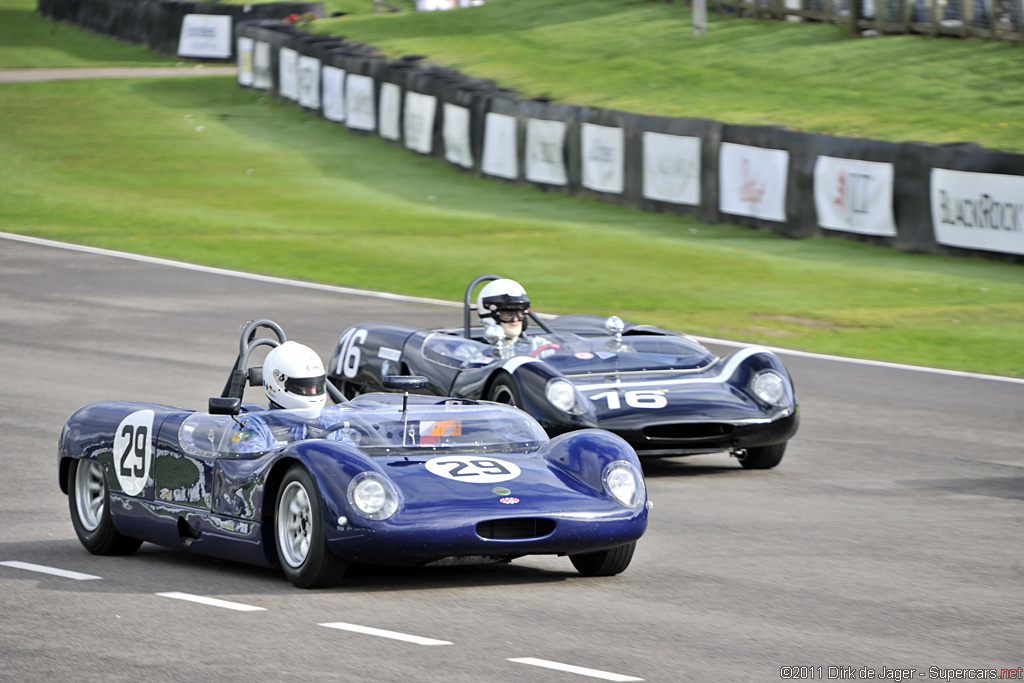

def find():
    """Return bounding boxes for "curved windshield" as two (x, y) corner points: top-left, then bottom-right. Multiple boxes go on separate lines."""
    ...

(179, 398), (548, 457)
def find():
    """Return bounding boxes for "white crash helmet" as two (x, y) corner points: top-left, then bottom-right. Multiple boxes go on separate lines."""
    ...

(263, 341), (327, 411)
(476, 278), (530, 326)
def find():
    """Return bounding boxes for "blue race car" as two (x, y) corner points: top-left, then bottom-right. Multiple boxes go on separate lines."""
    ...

(328, 275), (799, 469)
(59, 320), (648, 588)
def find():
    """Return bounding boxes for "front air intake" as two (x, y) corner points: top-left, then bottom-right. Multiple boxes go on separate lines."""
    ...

(476, 518), (556, 540)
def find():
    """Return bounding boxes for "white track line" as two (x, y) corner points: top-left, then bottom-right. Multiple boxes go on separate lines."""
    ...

(4, 231), (1021, 385)
(0, 560), (101, 580)
(156, 592), (266, 611)
(319, 621), (452, 646)
(509, 657), (644, 682)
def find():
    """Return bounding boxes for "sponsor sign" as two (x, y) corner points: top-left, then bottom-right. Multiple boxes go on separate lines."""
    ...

(322, 66), (345, 122)
(931, 169), (1024, 255)
(581, 123), (624, 194)
(404, 91), (437, 154)
(252, 41), (272, 91)
(278, 47), (299, 102)
(236, 37), (254, 87)
(813, 156), (896, 236)
(379, 83), (401, 141)
(443, 103), (473, 168)
(482, 112), (518, 180)
(297, 56), (321, 110)
(525, 119), (567, 186)
(642, 132), (701, 206)
(345, 74), (376, 132)
(718, 142), (788, 222)
(178, 14), (231, 59)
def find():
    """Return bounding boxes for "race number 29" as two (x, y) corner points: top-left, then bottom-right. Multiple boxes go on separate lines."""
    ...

(113, 410), (154, 496)
(425, 455), (521, 483)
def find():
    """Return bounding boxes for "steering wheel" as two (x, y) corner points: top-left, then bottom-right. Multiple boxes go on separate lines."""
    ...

(529, 343), (561, 358)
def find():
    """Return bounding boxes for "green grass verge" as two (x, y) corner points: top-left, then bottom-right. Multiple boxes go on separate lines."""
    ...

(1, 77), (1021, 377)
(310, 0), (1024, 153)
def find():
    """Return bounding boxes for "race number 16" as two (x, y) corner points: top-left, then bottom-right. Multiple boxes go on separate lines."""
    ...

(336, 328), (368, 378)
(590, 390), (667, 410)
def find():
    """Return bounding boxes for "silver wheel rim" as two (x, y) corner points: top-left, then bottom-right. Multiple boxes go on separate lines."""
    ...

(278, 481), (313, 568)
(491, 385), (516, 406)
(75, 460), (106, 532)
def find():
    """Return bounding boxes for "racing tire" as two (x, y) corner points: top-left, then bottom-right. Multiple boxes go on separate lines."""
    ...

(275, 465), (347, 589)
(67, 459), (142, 556)
(488, 375), (522, 408)
(738, 442), (786, 470)
(569, 541), (636, 577)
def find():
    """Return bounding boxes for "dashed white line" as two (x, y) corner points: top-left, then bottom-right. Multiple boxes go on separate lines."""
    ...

(0, 561), (101, 580)
(156, 592), (266, 611)
(319, 621), (452, 646)
(509, 657), (643, 682)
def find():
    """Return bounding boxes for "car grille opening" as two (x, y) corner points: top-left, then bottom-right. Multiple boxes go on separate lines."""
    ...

(476, 518), (556, 540)
(642, 423), (735, 441)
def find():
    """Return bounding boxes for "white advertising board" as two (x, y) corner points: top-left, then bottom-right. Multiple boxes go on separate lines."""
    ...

(642, 132), (701, 206)
(931, 168), (1024, 255)
(278, 47), (299, 102)
(297, 56), (321, 110)
(525, 119), (567, 186)
(813, 156), (896, 236)
(178, 14), (232, 59)
(581, 123), (624, 194)
(404, 91), (437, 155)
(482, 112), (518, 180)
(236, 37), (253, 87)
(322, 66), (345, 122)
(345, 74), (376, 132)
(718, 142), (788, 222)
(253, 41), (272, 91)
(443, 103), (473, 169)
(379, 83), (401, 141)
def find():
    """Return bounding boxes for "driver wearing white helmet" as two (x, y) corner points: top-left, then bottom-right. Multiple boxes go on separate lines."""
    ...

(475, 278), (556, 358)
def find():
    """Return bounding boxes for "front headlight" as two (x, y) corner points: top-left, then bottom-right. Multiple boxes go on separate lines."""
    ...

(347, 472), (399, 520)
(602, 461), (646, 509)
(546, 378), (583, 414)
(750, 370), (788, 407)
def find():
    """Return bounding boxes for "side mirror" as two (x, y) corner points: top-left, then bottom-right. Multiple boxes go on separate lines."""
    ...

(382, 375), (429, 392)
(247, 367), (264, 387)
(209, 397), (242, 415)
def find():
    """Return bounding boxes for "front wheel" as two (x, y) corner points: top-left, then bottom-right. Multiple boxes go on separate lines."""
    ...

(67, 459), (142, 555)
(488, 375), (522, 407)
(275, 465), (347, 588)
(569, 542), (636, 577)
(738, 442), (786, 470)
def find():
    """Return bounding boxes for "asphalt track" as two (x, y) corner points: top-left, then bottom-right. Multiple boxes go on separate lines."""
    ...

(1, 235), (1021, 682)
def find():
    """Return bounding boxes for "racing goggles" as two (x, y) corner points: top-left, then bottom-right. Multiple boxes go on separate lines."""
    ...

(496, 309), (527, 323)
(285, 375), (326, 396)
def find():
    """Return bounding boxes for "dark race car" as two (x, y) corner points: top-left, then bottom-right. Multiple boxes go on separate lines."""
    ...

(328, 275), (799, 469)
(58, 320), (648, 588)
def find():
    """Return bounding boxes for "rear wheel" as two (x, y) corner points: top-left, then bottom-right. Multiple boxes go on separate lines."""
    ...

(488, 376), (521, 407)
(275, 465), (347, 588)
(570, 542), (636, 577)
(67, 459), (142, 555)
(738, 442), (786, 470)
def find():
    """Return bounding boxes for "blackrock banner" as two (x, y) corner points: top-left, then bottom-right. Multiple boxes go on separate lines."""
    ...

(322, 66), (345, 123)
(813, 156), (896, 237)
(345, 74), (376, 132)
(525, 119), (568, 186)
(931, 169), (1024, 256)
(719, 142), (788, 222)
(642, 132), (701, 206)
(178, 14), (232, 59)
(404, 92), (437, 155)
(279, 47), (299, 102)
(482, 112), (518, 180)
(237, 37), (254, 87)
(379, 83), (401, 141)
(581, 123), (624, 194)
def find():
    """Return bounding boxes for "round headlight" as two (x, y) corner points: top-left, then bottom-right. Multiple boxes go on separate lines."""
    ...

(603, 461), (646, 509)
(347, 472), (399, 520)
(751, 370), (787, 406)
(545, 379), (579, 413)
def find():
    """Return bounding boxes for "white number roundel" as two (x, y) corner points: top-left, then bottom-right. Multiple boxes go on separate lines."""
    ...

(425, 455), (521, 483)
(113, 410), (154, 496)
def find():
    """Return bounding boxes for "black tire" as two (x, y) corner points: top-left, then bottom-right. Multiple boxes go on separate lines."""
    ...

(738, 442), (786, 470)
(331, 378), (362, 401)
(570, 541), (636, 577)
(67, 459), (142, 555)
(274, 465), (347, 588)
(488, 375), (522, 407)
